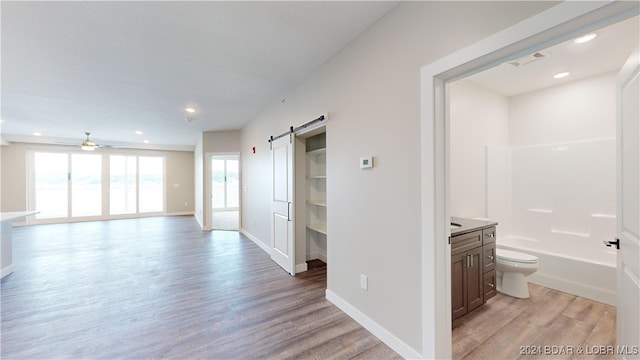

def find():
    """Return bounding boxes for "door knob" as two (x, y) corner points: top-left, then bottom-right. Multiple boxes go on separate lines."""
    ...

(603, 238), (620, 250)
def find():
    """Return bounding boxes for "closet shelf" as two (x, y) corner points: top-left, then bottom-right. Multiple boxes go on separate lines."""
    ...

(307, 175), (327, 179)
(307, 223), (327, 235)
(306, 148), (326, 156)
(307, 200), (327, 207)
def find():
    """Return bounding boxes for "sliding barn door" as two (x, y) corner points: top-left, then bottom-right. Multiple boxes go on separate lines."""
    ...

(271, 135), (295, 275)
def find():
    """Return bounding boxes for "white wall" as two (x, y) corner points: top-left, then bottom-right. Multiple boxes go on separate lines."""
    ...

(194, 135), (204, 228)
(452, 72), (618, 239)
(449, 80), (510, 219)
(203, 130), (241, 153)
(507, 72), (617, 258)
(509, 72), (616, 146)
(240, 1), (556, 355)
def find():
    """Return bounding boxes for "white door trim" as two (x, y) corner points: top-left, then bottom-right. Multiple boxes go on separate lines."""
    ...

(420, 1), (639, 358)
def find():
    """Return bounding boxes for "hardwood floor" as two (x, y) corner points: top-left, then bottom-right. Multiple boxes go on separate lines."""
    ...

(452, 282), (617, 360)
(1, 216), (401, 359)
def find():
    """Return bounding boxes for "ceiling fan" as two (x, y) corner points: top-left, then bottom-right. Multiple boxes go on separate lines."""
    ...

(81, 132), (99, 151)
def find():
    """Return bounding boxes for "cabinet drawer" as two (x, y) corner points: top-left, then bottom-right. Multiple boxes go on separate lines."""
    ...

(482, 226), (496, 245)
(482, 242), (496, 272)
(451, 230), (482, 255)
(484, 269), (497, 301)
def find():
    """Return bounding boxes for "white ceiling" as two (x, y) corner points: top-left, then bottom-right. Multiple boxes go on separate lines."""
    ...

(1, 1), (398, 150)
(466, 15), (639, 97)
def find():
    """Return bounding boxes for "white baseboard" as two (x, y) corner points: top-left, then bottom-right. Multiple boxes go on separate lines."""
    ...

(296, 263), (308, 273)
(307, 252), (327, 263)
(326, 290), (423, 359)
(1, 265), (15, 279)
(239, 228), (271, 255)
(166, 211), (195, 216)
(528, 272), (616, 306)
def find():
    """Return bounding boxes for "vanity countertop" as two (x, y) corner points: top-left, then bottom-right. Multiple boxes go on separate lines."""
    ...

(450, 217), (498, 237)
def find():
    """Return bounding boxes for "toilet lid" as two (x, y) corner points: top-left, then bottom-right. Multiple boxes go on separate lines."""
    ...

(496, 249), (538, 263)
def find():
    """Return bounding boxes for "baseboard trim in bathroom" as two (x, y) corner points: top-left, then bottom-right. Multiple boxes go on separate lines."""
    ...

(528, 272), (616, 306)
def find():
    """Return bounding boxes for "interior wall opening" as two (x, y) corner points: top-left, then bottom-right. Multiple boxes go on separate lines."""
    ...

(447, 14), (638, 358)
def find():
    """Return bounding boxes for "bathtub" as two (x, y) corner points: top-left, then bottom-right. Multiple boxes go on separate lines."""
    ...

(497, 235), (617, 306)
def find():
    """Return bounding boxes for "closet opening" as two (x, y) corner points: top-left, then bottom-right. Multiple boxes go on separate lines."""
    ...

(294, 127), (327, 278)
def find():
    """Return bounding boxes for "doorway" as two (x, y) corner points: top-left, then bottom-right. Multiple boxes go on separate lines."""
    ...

(210, 155), (240, 231)
(448, 15), (638, 358)
(420, 2), (639, 358)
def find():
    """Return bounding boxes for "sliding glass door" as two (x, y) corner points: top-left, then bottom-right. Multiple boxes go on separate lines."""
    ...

(110, 155), (137, 215)
(31, 151), (164, 220)
(71, 154), (102, 217)
(34, 153), (69, 219)
(139, 156), (164, 213)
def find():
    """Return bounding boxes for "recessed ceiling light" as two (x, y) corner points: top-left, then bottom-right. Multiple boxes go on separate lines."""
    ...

(143, 140), (149, 144)
(553, 72), (570, 79)
(135, 130), (143, 135)
(33, 132), (42, 136)
(574, 33), (597, 44)
(185, 107), (196, 113)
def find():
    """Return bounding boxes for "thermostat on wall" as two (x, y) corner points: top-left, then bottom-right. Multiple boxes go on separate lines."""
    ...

(360, 156), (373, 169)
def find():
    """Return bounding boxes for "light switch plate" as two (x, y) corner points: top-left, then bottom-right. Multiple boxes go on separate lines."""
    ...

(360, 156), (373, 169)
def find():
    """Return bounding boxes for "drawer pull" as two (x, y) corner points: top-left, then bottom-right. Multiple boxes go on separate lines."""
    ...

(487, 255), (494, 260)
(485, 233), (495, 238)
(488, 283), (495, 288)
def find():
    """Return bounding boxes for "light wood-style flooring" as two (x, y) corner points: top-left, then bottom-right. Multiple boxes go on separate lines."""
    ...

(453, 282), (617, 360)
(1, 216), (400, 359)
(2, 216), (619, 359)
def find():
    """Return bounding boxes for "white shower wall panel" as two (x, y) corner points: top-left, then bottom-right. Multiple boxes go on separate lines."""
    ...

(486, 139), (617, 303)
(510, 139), (617, 254)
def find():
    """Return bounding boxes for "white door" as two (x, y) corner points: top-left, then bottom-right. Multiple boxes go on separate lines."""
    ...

(616, 47), (640, 356)
(271, 135), (295, 275)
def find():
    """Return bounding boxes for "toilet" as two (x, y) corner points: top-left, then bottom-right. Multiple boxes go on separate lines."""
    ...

(496, 249), (539, 298)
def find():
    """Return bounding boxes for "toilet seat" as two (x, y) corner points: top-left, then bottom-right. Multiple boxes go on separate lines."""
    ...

(496, 249), (538, 264)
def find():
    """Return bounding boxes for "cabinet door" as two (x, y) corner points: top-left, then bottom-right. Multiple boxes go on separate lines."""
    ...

(484, 269), (497, 301)
(466, 247), (484, 313)
(483, 242), (496, 272)
(451, 252), (467, 320)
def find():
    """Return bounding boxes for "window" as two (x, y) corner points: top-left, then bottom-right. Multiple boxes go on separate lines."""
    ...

(110, 155), (137, 215)
(139, 156), (164, 213)
(31, 152), (165, 221)
(71, 154), (102, 217)
(34, 153), (68, 219)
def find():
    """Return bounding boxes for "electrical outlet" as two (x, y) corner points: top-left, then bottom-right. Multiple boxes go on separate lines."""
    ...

(360, 274), (368, 290)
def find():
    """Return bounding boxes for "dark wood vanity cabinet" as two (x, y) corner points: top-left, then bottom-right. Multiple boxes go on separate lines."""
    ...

(451, 222), (498, 322)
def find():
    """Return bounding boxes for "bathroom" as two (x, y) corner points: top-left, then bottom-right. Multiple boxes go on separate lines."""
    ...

(450, 15), (638, 307)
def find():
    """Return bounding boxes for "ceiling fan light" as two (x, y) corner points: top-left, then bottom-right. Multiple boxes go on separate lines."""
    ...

(81, 144), (95, 151)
